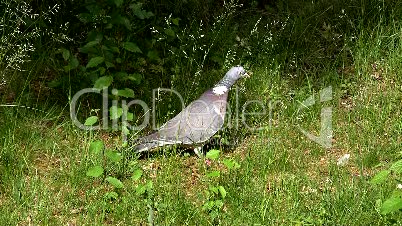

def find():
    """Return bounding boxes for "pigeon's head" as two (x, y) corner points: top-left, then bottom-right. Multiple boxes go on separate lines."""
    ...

(226, 65), (248, 81)
(213, 65), (249, 95)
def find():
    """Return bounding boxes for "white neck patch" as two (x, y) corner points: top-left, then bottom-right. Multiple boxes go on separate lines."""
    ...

(212, 86), (228, 95)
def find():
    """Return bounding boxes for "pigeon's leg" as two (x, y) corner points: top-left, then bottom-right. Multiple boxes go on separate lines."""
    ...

(193, 146), (203, 157)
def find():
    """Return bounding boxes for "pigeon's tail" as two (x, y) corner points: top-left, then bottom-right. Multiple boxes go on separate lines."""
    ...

(134, 141), (161, 153)
(132, 133), (178, 153)
(132, 133), (159, 152)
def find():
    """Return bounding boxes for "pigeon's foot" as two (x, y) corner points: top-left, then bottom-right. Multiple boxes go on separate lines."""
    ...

(193, 146), (204, 158)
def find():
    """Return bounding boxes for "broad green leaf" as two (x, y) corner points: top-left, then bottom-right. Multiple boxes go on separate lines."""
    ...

(111, 15), (131, 30)
(69, 57), (79, 69)
(98, 67), (106, 75)
(172, 18), (180, 26)
(164, 28), (175, 37)
(77, 13), (92, 23)
(147, 50), (159, 60)
(84, 116), (98, 126)
(62, 48), (70, 61)
(130, 3), (154, 19)
(215, 199), (224, 208)
(122, 42), (142, 53)
(105, 61), (115, 68)
(105, 150), (122, 162)
(146, 181), (153, 190)
(202, 200), (215, 210)
(114, 88), (134, 98)
(109, 46), (120, 53)
(370, 170), (390, 185)
(113, 0), (123, 7)
(115, 71), (128, 79)
(86, 165), (104, 177)
(390, 159), (402, 173)
(218, 186), (227, 199)
(104, 191), (118, 200)
(109, 106), (123, 120)
(381, 194), (402, 214)
(122, 125), (130, 135)
(136, 184), (146, 195)
(94, 76), (113, 90)
(127, 112), (134, 121)
(89, 140), (104, 155)
(106, 176), (124, 188)
(83, 40), (100, 48)
(80, 40), (101, 53)
(86, 56), (104, 68)
(206, 149), (220, 160)
(122, 141), (128, 148)
(206, 170), (220, 177)
(127, 73), (142, 84)
(209, 185), (219, 194)
(222, 159), (240, 170)
(132, 169), (143, 181)
(63, 65), (72, 72)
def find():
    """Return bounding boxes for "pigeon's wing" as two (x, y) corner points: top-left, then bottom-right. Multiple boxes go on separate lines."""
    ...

(158, 90), (228, 144)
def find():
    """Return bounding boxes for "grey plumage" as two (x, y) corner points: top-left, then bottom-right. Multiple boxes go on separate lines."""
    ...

(134, 66), (248, 154)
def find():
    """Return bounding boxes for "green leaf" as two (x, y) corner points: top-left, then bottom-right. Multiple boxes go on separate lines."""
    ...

(132, 169), (143, 181)
(146, 181), (153, 190)
(206, 170), (220, 178)
(127, 112), (134, 121)
(98, 67), (106, 75)
(69, 57), (79, 69)
(206, 149), (220, 160)
(164, 28), (175, 37)
(147, 50), (159, 60)
(222, 159), (240, 170)
(136, 184), (147, 195)
(209, 185), (219, 194)
(122, 125), (130, 135)
(381, 194), (402, 214)
(218, 186), (227, 199)
(111, 15), (131, 30)
(114, 88), (134, 98)
(77, 13), (92, 23)
(109, 106), (123, 120)
(83, 40), (101, 48)
(390, 159), (402, 173)
(122, 42), (142, 53)
(104, 191), (119, 200)
(130, 3), (154, 19)
(86, 56), (104, 68)
(105, 61), (115, 68)
(370, 170), (390, 185)
(105, 150), (122, 162)
(215, 199), (223, 209)
(109, 46), (120, 53)
(86, 165), (104, 177)
(215, 200), (224, 208)
(202, 200), (215, 211)
(84, 116), (98, 126)
(89, 140), (104, 155)
(127, 73), (142, 84)
(172, 18), (180, 26)
(106, 176), (124, 188)
(114, 71), (128, 80)
(94, 76), (113, 90)
(62, 48), (70, 61)
(113, 0), (124, 7)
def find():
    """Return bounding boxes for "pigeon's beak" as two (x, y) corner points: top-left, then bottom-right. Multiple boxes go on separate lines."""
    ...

(243, 70), (251, 78)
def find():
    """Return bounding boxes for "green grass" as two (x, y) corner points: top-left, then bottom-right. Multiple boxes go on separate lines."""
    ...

(1, 0), (402, 225)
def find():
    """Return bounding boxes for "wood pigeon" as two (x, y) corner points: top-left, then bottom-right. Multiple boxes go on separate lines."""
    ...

(133, 66), (248, 156)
